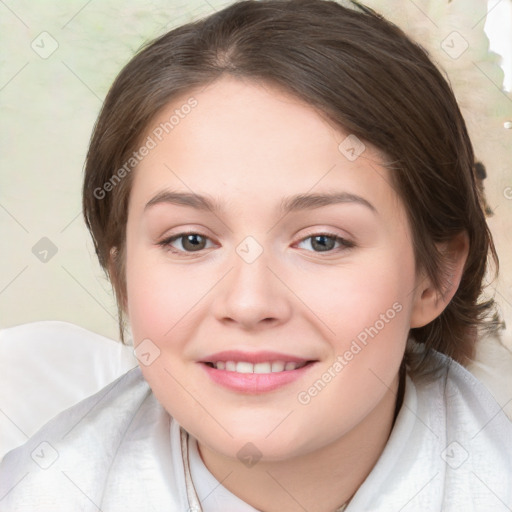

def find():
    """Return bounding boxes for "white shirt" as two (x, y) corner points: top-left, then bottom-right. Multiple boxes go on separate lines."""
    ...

(1, 350), (511, 511)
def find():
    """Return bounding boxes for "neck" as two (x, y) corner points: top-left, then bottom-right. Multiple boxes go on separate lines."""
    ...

(198, 370), (403, 512)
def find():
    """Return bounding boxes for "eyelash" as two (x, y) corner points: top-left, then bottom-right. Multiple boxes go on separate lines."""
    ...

(157, 230), (355, 257)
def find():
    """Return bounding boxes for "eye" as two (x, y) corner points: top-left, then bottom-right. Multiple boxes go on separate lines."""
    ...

(158, 232), (214, 254)
(295, 232), (355, 253)
(157, 230), (355, 256)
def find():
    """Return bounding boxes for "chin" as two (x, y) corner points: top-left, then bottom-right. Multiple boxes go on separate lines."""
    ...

(191, 415), (323, 463)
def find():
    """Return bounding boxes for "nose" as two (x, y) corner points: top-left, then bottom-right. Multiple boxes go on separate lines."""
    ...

(211, 244), (293, 331)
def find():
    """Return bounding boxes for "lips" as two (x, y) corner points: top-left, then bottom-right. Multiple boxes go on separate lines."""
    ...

(206, 360), (308, 373)
(199, 350), (317, 393)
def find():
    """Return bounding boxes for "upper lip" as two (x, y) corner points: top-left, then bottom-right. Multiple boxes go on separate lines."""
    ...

(199, 350), (313, 364)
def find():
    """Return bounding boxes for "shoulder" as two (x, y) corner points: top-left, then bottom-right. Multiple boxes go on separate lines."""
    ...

(0, 320), (137, 459)
(411, 350), (512, 506)
(350, 349), (512, 511)
(0, 366), (182, 510)
(411, 349), (512, 444)
(1, 365), (150, 455)
(413, 349), (512, 435)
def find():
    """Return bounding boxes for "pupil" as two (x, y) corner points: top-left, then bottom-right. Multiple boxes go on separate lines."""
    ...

(184, 234), (204, 251)
(313, 235), (333, 252)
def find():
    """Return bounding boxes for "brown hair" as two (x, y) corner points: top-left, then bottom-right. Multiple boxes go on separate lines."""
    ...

(82, 0), (501, 375)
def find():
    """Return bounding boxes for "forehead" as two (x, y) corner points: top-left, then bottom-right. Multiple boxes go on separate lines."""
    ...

(128, 76), (403, 223)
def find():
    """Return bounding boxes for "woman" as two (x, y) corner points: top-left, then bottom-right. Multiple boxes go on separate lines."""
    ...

(1, 1), (510, 510)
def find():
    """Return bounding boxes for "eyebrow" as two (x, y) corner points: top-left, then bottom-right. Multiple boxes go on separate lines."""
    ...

(144, 189), (377, 215)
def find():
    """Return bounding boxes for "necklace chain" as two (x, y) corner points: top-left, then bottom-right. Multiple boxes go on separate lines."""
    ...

(181, 427), (203, 511)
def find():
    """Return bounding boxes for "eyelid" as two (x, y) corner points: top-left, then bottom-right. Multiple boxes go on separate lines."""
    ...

(293, 229), (355, 252)
(157, 228), (355, 256)
(157, 231), (216, 254)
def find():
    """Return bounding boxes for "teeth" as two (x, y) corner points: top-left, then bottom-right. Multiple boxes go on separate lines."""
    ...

(236, 362), (253, 374)
(271, 361), (285, 372)
(211, 360), (306, 373)
(225, 361), (236, 372)
(254, 362), (272, 374)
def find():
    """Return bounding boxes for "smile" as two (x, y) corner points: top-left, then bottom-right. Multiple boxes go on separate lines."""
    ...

(205, 360), (309, 373)
(199, 351), (317, 393)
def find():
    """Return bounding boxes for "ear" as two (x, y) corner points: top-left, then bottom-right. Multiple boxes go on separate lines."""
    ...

(410, 231), (469, 328)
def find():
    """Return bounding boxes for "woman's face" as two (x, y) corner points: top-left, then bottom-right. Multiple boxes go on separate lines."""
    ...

(124, 76), (424, 461)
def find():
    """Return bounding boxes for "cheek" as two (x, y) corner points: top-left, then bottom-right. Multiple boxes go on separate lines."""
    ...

(124, 240), (176, 342)
(290, 261), (413, 445)
(125, 249), (216, 347)
(125, 262), (165, 340)
(124, 253), (203, 416)
(298, 252), (415, 341)
(302, 251), (415, 394)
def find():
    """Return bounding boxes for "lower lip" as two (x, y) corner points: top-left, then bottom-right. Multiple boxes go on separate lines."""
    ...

(200, 362), (316, 393)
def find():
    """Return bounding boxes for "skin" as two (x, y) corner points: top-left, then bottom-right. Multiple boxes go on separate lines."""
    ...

(122, 76), (468, 512)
